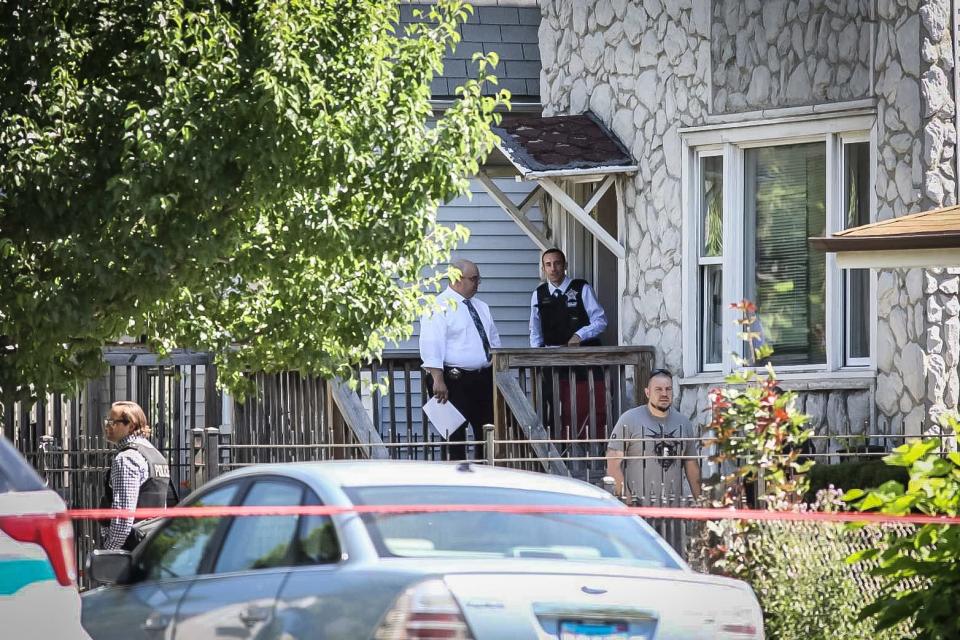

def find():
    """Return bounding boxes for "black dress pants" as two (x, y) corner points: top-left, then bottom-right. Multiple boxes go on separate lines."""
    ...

(426, 367), (493, 461)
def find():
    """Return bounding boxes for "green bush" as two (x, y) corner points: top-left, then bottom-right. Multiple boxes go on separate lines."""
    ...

(740, 520), (913, 640)
(846, 435), (960, 640)
(806, 460), (907, 501)
(688, 497), (914, 640)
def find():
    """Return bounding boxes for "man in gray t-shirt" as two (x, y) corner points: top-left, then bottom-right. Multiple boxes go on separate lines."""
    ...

(606, 369), (702, 502)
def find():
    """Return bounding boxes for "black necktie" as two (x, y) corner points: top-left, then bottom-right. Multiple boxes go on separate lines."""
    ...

(463, 298), (492, 362)
(552, 288), (563, 301)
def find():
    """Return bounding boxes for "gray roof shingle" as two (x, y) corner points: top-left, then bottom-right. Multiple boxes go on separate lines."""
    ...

(399, 2), (541, 101)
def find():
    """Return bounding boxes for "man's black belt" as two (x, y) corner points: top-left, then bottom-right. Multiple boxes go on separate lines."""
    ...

(444, 365), (490, 381)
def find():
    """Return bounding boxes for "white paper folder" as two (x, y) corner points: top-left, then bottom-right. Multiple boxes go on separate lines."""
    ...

(422, 397), (466, 438)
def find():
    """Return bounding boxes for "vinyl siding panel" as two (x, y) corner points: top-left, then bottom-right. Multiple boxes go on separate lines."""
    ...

(390, 177), (544, 351)
(378, 178), (545, 439)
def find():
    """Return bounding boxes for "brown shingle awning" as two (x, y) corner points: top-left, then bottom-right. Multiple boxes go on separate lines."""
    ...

(810, 205), (960, 268)
(489, 111), (638, 178)
(478, 111), (635, 260)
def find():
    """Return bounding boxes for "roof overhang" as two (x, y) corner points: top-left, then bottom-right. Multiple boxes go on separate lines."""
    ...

(476, 112), (636, 261)
(810, 205), (960, 268)
(488, 111), (638, 180)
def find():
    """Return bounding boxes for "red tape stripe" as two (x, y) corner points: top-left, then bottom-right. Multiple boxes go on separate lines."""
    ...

(57, 504), (960, 526)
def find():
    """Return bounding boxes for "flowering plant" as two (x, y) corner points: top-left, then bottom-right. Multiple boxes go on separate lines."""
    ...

(705, 300), (813, 508)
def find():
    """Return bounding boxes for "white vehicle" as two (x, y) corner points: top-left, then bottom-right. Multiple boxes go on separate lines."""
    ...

(0, 435), (89, 639)
(84, 460), (763, 639)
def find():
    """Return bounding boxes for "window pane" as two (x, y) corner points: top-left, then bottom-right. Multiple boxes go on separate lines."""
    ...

(844, 142), (871, 361)
(701, 264), (723, 365)
(214, 480), (302, 573)
(298, 515), (341, 565)
(140, 483), (238, 580)
(744, 143), (826, 365)
(346, 486), (680, 569)
(700, 156), (724, 257)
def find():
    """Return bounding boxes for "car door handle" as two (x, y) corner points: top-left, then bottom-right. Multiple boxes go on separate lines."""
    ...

(239, 606), (271, 626)
(141, 613), (171, 632)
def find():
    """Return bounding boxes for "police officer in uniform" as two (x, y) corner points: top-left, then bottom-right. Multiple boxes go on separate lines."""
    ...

(529, 248), (608, 436)
(100, 401), (176, 550)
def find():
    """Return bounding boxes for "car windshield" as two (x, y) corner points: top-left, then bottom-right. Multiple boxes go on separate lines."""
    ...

(344, 485), (680, 569)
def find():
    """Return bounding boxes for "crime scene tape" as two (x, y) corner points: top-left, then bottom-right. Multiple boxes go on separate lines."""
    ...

(60, 504), (960, 526)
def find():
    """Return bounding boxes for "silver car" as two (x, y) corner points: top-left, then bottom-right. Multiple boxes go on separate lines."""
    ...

(82, 461), (763, 639)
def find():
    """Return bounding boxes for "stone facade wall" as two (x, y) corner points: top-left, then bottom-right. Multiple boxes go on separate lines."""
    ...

(712, 0), (873, 113)
(540, 0), (960, 440)
(919, 2), (960, 432)
(873, 0), (959, 436)
(540, 0), (711, 376)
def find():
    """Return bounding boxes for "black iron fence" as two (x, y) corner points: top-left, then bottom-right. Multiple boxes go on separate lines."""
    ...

(24, 426), (960, 589)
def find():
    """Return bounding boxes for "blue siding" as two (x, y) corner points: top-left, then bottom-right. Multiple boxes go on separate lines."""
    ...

(380, 178), (544, 437)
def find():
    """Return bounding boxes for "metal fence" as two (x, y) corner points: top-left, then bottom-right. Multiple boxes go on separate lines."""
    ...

(26, 427), (959, 589)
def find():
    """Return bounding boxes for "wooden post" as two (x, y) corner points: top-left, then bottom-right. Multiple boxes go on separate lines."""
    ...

(204, 427), (220, 480)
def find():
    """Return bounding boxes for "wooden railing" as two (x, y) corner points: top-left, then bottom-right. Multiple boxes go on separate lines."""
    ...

(491, 346), (656, 480)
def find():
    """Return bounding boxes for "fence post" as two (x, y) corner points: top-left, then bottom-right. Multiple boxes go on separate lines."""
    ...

(190, 428), (205, 488)
(205, 427), (221, 481)
(484, 424), (495, 466)
(37, 435), (54, 481)
(601, 475), (616, 496)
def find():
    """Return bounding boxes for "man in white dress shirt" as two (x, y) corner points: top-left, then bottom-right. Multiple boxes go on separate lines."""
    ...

(529, 248), (608, 438)
(420, 259), (501, 460)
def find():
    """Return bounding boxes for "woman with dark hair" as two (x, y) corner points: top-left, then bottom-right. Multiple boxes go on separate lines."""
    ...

(99, 401), (174, 550)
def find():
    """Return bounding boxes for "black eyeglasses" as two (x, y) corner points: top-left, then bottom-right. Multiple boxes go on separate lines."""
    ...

(649, 368), (673, 379)
(103, 418), (129, 427)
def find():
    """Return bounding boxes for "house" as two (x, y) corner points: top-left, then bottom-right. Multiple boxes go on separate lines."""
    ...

(398, 1), (546, 352)
(530, 0), (960, 444)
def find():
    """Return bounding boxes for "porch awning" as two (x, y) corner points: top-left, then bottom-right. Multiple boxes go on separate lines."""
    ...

(488, 111), (638, 179)
(810, 205), (960, 268)
(478, 111), (637, 260)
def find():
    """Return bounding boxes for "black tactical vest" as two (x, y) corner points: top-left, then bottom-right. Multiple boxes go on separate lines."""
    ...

(535, 279), (601, 347)
(99, 439), (173, 530)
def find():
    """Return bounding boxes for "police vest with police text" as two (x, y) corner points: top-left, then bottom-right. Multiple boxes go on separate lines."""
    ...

(535, 279), (601, 346)
(99, 439), (173, 525)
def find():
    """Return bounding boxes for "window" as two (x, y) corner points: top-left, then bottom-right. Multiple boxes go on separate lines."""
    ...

(697, 154), (724, 369)
(297, 494), (341, 565)
(345, 485), (680, 569)
(140, 483), (239, 580)
(214, 480), (302, 573)
(744, 143), (827, 366)
(684, 115), (875, 374)
(213, 479), (340, 573)
(843, 141), (871, 364)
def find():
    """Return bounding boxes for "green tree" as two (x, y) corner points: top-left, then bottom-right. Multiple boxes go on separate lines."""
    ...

(0, 0), (505, 401)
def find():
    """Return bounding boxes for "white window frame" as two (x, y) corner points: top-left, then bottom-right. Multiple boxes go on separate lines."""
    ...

(680, 111), (877, 377)
(836, 133), (876, 368)
(692, 149), (725, 372)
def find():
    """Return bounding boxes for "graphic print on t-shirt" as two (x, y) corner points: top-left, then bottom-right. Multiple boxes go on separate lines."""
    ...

(647, 424), (681, 470)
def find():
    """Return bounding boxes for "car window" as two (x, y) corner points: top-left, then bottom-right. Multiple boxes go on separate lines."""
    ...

(139, 483), (239, 580)
(213, 480), (303, 574)
(344, 485), (680, 569)
(0, 437), (45, 493)
(295, 494), (340, 565)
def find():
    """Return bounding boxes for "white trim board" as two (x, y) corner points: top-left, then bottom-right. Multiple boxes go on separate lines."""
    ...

(680, 111), (876, 147)
(836, 248), (960, 269)
(477, 172), (550, 252)
(537, 177), (626, 259)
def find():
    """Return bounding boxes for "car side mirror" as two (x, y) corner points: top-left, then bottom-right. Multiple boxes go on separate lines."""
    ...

(87, 550), (133, 586)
